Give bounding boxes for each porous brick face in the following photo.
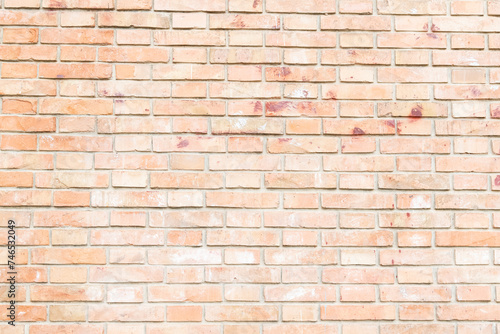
[1,0,500,332]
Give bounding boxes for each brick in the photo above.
[381,325,453,334]
[457,285,491,301]
[266,66,336,82]
[100,47,168,63]
[339,0,372,14]
[0,267,47,282]
[322,193,394,209]
[324,267,394,284]
[264,211,337,228]
[324,119,396,135]
[98,12,168,28]
[380,249,453,265]
[42,0,113,8]
[398,268,433,284]
[323,50,391,65]
[436,231,500,247]
[340,285,376,301]
[266,0,335,13]
[380,286,451,302]
[210,14,280,30]
[396,50,429,65]
[155,31,225,46]
[61,12,95,27]
[283,15,317,30]
[31,285,104,302]
[98,81,171,98]
[438,305,500,321]
[323,231,392,246]
[433,51,500,66]
[282,304,318,322]
[206,305,278,322]
[267,32,336,48]
[225,248,260,264]
[264,285,335,301]
[90,266,163,282]
[378,33,446,48]
[377,0,446,14]
[210,82,280,98]
[211,48,281,64]
[339,33,373,48]
[266,101,336,117]
[321,305,395,320]
[380,212,452,228]
[206,267,280,283]
[323,84,392,100]
[264,325,337,334]
[208,230,279,246]
[3,28,38,44]
[41,28,113,45]
[340,213,375,229]
[182,47,219,62]
[322,16,390,30]
[89,305,164,322]
[32,248,106,264]
[285,119,321,135]
[265,249,337,265]
[212,118,283,135]
[395,16,429,31]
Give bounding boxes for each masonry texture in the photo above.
[1,0,500,332]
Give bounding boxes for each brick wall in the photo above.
[1,0,500,332]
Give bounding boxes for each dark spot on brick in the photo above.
[431,23,440,31]
[392,259,394,265]
[50,0,67,8]
[406,213,410,217]
[254,101,263,115]
[470,86,481,97]
[348,50,357,56]
[252,0,260,8]
[426,33,438,40]
[265,101,291,114]
[411,107,423,118]
[302,90,309,97]
[352,127,365,135]
[177,140,189,148]
[422,22,428,30]
[278,138,292,143]
[115,99,124,103]
[281,67,292,77]
[491,106,500,118]
[56,74,64,78]
[326,91,337,100]
[385,120,395,128]
[495,175,500,186]
[232,15,246,28]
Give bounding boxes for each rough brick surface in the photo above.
[1,0,500,332]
